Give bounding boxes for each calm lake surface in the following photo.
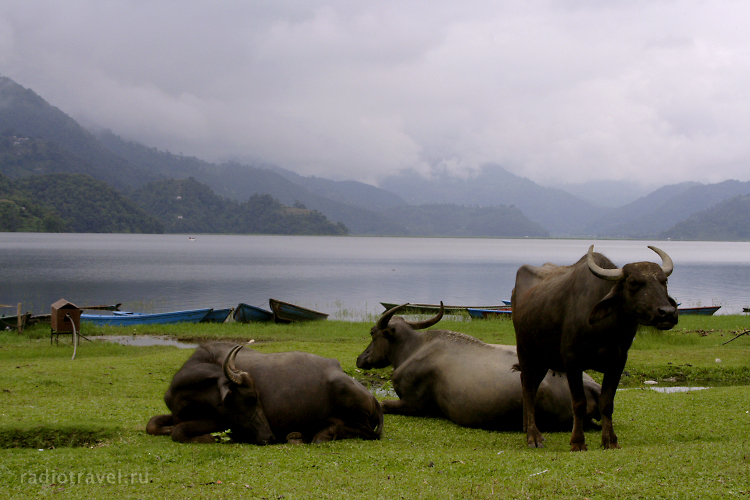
[2,233,749,320]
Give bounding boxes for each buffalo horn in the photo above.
[406,301,445,330]
[223,345,247,385]
[648,245,674,277]
[377,303,408,330]
[587,245,624,281]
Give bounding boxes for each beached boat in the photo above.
[678,305,721,316]
[233,303,274,323]
[466,308,513,319]
[81,308,213,326]
[201,308,233,323]
[0,312,32,329]
[269,299,328,323]
[380,302,511,315]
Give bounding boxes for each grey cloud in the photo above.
[2,0,750,187]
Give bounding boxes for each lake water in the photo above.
[1,233,749,320]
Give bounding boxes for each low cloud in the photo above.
[3,0,750,187]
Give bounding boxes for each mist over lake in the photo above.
[2,233,748,320]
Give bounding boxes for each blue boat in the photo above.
[678,305,721,316]
[201,308,233,323]
[81,308,213,326]
[269,299,328,323]
[233,303,274,323]
[467,308,513,320]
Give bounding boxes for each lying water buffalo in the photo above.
[513,245,677,451]
[356,303,601,431]
[147,342,383,444]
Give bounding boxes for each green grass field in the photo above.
[1,315,748,499]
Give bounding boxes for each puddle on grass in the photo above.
[91,335,198,349]
[648,386,710,393]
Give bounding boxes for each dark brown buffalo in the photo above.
[356,303,602,431]
[512,245,677,451]
[147,342,383,444]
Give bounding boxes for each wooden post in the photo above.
[17,303,22,333]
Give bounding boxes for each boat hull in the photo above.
[677,306,721,316]
[233,303,274,323]
[467,308,513,319]
[81,308,213,326]
[269,299,328,323]
[201,308,233,323]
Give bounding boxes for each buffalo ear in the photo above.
[218,377,232,404]
[588,290,619,325]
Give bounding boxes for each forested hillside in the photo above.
[0,173,164,233]
[661,194,750,241]
[129,178,349,235]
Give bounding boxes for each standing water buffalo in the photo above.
[356,303,602,431]
[147,342,383,444]
[512,245,677,451]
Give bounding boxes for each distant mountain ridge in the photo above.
[380,165,610,236]
[584,180,750,238]
[3,75,750,240]
[661,194,750,241]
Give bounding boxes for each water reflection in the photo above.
[91,335,198,349]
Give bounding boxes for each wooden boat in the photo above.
[677,305,721,316]
[0,312,32,329]
[81,308,213,326]
[269,299,328,323]
[201,308,233,323]
[233,303,274,323]
[380,302,511,315]
[467,308,513,319]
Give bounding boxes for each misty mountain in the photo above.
[382,204,549,237]
[267,165,408,212]
[97,130,408,235]
[661,194,750,241]
[380,164,607,236]
[556,180,655,208]
[584,180,750,238]
[0,76,154,188]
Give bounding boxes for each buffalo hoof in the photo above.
[570,442,588,452]
[526,430,545,448]
[602,440,621,450]
[286,432,304,445]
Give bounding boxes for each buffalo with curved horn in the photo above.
[512,245,677,451]
[148,342,383,444]
[357,302,602,431]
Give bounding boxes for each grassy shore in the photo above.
[1,315,748,499]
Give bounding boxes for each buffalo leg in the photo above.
[520,366,547,448]
[171,419,223,444]
[312,418,346,443]
[146,414,174,436]
[382,398,429,416]
[566,370,589,451]
[600,369,623,449]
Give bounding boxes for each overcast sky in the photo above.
[2,0,749,188]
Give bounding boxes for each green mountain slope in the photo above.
[661,194,750,241]
[1,173,164,233]
[97,131,408,235]
[0,77,153,188]
[584,180,750,238]
[129,177,349,235]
